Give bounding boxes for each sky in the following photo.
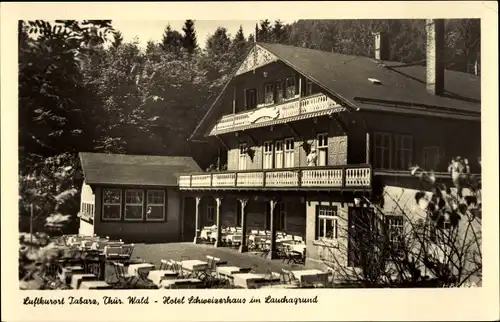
[112,20,296,49]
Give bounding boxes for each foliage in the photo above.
[181,20,198,54]
[323,157,481,287]
[161,24,183,55]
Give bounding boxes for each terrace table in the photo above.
[284,243,306,254]
[181,260,209,278]
[259,284,300,289]
[79,280,112,290]
[159,278,203,289]
[225,234,242,243]
[147,270,178,286]
[128,263,155,278]
[291,269,329,287]
[216,266,243,277]
[232,273,265,289]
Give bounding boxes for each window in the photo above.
[317,133,328,166]
[386,215,404,245]
[146,190,165,221]
[263,141,273,169]
[275,79,284,103]
[238,143,247,170]
[124,189,143,221]
[285,76,296,99]
[317,205,338,239]
[275,140,283,169]
[306,79,313,96]
[423,146,440,170]
[394,134,413,170]
[284,138,295,168]
[102,189,122,220]
[205,203,215,223]
[244,88,257,110]
[264,83,274,104]
[374,132,392,169]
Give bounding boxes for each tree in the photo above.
[257,19,272,42]
[19,20,113,233]
[322,157,481,288]
[272,20,288,44]
[182,19,198,54]
[112,30,124,48]
[206,27,231,56]
[160,24,183,54]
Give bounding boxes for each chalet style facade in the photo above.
[179,20,481,269]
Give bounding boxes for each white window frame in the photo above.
[374,132,392,170]
[146,190,166,221]
[263,141,274,169]
[124,189,144,221]
[317,133,328,166]
[238,143,247,170]
[386,215,404,244]
[394,134,413,170]
[317,205,339,240]
[423,146,440,170]
[275,140,284,169]
[102,189,122,221]
[284,138,295,168]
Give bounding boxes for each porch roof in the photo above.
[79,152,202,187]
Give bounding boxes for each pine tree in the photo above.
[182,19,198,54]
[258,19,272,42]
[232,25,246,50]
[206,27,231,56]
[112,30,124,48]
[160,24,183,54]
[272,20,288,44]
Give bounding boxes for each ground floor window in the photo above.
[101,188,166,221]
[316,205,338,240]
[386,215,404,246]
[125,189,144,221]
[146,190,166,221]
[102,189,122,220]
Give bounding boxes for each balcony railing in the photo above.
[209,93,345,135]
[178,165,371,190]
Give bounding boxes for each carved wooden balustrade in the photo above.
[209,93,346,135]
[178,165,372,190]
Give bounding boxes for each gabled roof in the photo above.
[79,152,202,187]
[190,42,481,140]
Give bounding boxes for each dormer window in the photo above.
[264,83,274,104]
[285,76,296,99]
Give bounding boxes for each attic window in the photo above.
[368,78,382,85]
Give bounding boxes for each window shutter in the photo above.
[330,136,348,165]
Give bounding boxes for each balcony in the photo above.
[178,165,372,191]
[209,93,346,135]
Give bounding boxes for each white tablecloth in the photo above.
[147,270,178,285]
[216,266,242,276]
[232,273,265,288]
[128,263,155,276]
[291,269,328,285]
[181,260,208,271]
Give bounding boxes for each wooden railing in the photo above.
[210,93,345,134]
[178,165,371,190]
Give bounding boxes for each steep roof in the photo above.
[190,42,480,139]
[79,152,202,187]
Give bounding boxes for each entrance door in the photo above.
[347,207,375,267]
[182,197,196,242]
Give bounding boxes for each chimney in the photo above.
[426,19,445,95]
[374,32,389,61]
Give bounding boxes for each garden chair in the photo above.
[159,259,171,270]
[280,269,299,285]
[104,246,123,261]
[119,244,135,261]
[108,262,135,285]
